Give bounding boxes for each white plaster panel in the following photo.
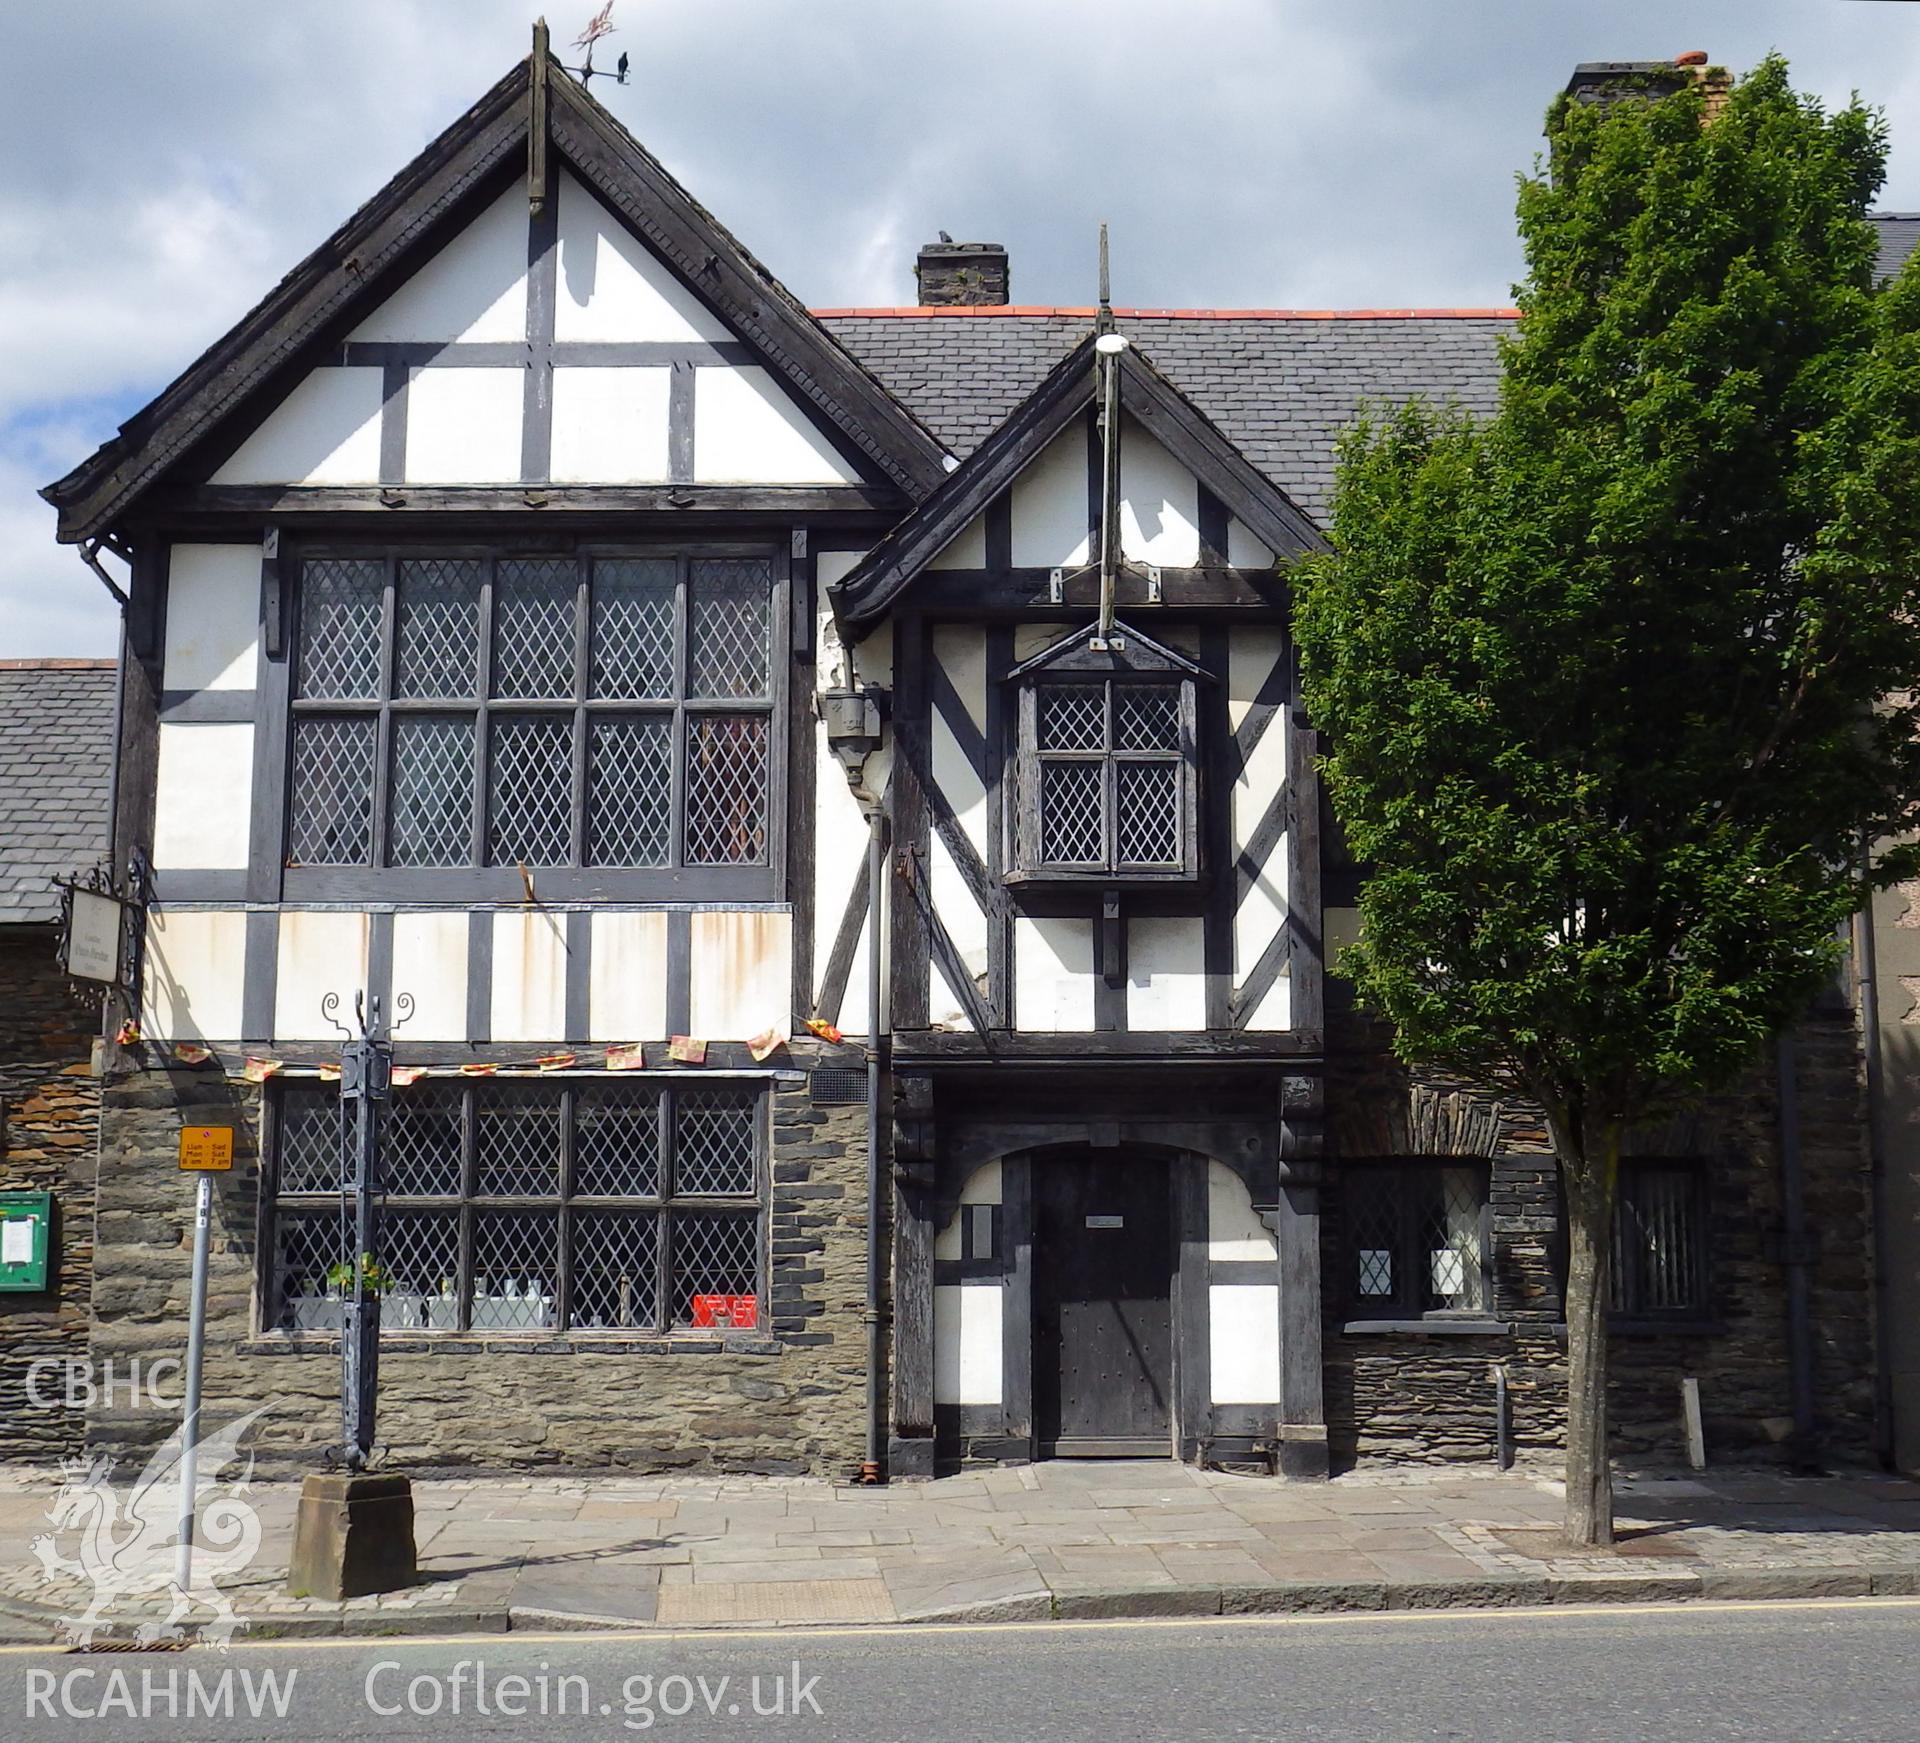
[491,909,569,1044]
[1208,1159,1278,1262]
[1119,418,1200,567]
[389,911,469,1042]
[274,910,370,1042]
[142,907,247,1043]
[930,835,988,978]
[935,1283,1004,1405]
[1326,905,1362,976]
[1227,627,1288,736]
[211,368,383,485]
[1232,630,1291,992]
[1013,916,1095,1032]
[1228,516,1275,570]
[1210,1284,1282,1404]
[934,1207,963,1263]
[1010,425,1091,568]
[851,619,893,690]
[350,185,529,343]
[555,171,730,342]
[1244,969,1291,1032]
[550,366,672,482]
[694,367,861,484]
[164,545,259,691]
[152,723,253,870]
[404,367,523,483]
[961,1159,1004,1206]
[929,633,987,862]
[812,719,876,1035]
[927,511,987,571]
[688,909,792,1040]
[590,911,670,1041]
[1126,916,1207,1031]
[815,549,869,590]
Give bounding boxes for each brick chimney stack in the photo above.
[915,239,1010,308]
[1563,50,1732,123]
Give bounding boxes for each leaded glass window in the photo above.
[1341,1162,1491,1319]
[286,551,777,890]
[266,1080,764,1337]
[1015,674,1197,880]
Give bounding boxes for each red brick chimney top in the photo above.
[1675,50,1709,67]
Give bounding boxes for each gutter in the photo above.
[863,805,887,1482]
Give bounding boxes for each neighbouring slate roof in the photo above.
[1873,214,1920,286]
[0,660,116,924]
[822,311,1513,524]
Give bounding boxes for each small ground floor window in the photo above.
[1611,1160,1709,1319]
[1340,1161,1492,1318]
[265,1078,765,1337]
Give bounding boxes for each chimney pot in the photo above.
[915,240,1009,308]
[1675,50,1709,67]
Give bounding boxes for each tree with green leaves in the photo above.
[1295,57,1920,1545]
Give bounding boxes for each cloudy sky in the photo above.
[6,1,1920,657]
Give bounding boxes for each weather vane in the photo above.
[564,2,629,86]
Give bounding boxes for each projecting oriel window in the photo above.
[265,1079,765,1338]
[1008,622,1202,884]
[283,549,781,900]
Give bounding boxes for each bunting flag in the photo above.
[605,1043,647,1072]
[391,1066,426,1087]
[458,1062,500,1077]
[114,1019,143,1047]
[171,1043,212,1067]
[746,1029,783,1063]
[317,1062,343,1083]
[242,1057,283,1084]
[535,1051,577,1072]
[803,1017,844,1044]
[668,1035,708,1065]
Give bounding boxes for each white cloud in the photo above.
[7,0,1920,654]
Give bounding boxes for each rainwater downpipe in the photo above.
[1854,840,1898,1469]
[862,801,887,1482]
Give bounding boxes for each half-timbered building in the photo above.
[42,42,1888,1477]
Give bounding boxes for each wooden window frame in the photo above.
[1610,1159,1712,1323]
[1340,1160,1494,1322]
[1009,672,1200,885]
[260,1078,768,1340]
[278,539,788,904]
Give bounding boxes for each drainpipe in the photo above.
[1776,1034,1821,1473]
[1854,840,1898,1469]
[863,806,886,1482]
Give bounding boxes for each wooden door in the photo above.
[1033,1153,1174,1455]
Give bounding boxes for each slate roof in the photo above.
[1873,214,1920,286]
[822,310,1513,524]
[0,661,116,925]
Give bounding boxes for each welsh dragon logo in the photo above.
[30,1407,267,1646]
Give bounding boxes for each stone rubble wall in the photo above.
[86,1062,874,1476]
[1322,1010,1877,1470]
[0,927,100,1463]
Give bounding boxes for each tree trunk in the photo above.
[1555,1117,1619,1548]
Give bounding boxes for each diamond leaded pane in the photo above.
[674,1090,757,1195]
[493,558,579,700]
[389,716,475,866]
[297,559,384,700]
[476,1088,561,1196]
[1115,684,1180,752]
[575,1085,661,1195]
[394,558,481,700]
[569,1210,659,1330]
[669,1210,759,1325]
[1116,761,1181,865]
[685,715,768,865]
[287,716,376,866]
[378,1210,462,1332]
[489,714,574,866]
[273,1207,350,1332]
[587,716,672,867]
[1348,1169,1402,1303]
[1040,760,1104,864]
[385,1088,464,1196]
[1038,684,1105,752]
[592,559,676,700]
[277,1087,346,1192]
[470,1209,559,1330]
[688,559,770,699]
[1422,1166,1487,1311]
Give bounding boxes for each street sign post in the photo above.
[173,1125,230,1591]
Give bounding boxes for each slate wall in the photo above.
[1322,1010,1877,1470]
[86,1060,873,1475]
[0,926,99,1463]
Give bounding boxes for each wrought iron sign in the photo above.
[54,850,148,1006]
